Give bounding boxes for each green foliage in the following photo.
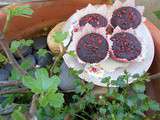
[0,53,8,65]
[0,116,4,120]
[22,68,64,108]
[36,49,48,57]
[10,39,33,53]
[53,65,61,74]
[53,31,68,43]
[154,10,160,19]
[10,58,33,80]
[65,70,160,120]
[148,100,160,111]
[4,5,33,18]
[11,107,26,120]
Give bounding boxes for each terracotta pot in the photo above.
[0,0,160,103]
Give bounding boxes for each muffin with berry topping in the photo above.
[111,6,142,30]
[76,33,109,63]
[110,32,142,62]
[79,13,108,28]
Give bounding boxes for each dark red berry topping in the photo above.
[76,33,109,63]
[79,13,108,28]
[110,32,142,62]
[111,7,141,30]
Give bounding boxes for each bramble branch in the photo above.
[0,88,29,95]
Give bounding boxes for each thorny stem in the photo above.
[0,88,29,95]
[50,32,73,76]
[29,94,38,120]
[111,113,116,120]
[0,11,28,75]
[2,14,11,35]
[0,34,27,75]
[17,49,24,60]
[0,80,21,87]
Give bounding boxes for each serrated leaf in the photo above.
[101,76,111,84]
[132,82,145,93]
[53,31,68,43]
[116,94,124,102]
[37,49,48,57]
[0,53,7,64]
[137,94,147,100]
[154,10,160,19]
[23,68,61,93]
[39,92,64,108]
[10,58,33,80]
[23,39,33,46]
[134,110,145,117]
[11,107,26,120]
[53,66,61,74]
[10,40,21,53]
[99,108,106,114]
[5,5,33,17]
[48,93,64,108]
[10,39,33,53]
[39,94,49,107]
[148,100,160,111]
[22,75,42,93]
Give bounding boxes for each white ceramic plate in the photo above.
[63,13,155,87]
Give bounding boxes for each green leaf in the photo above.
[10,40,21,53]
[22,75,42,93]
[99,108,106,114]
[10,39,33,53]
[23,39,33,46]
[134,110,145,117]
[23,68,61,93]
[154,10,160,19]
[37,49,48,57]
[132,82,145,93]
[0,53,7,64]
[53,65,61,74]
[53,31,68,43]
[137,94,147,100]
[148,100,160,111]
[67,51,76,57]
[39,94,49,107]
[10,58,33,80]
[48,93,64,108]
[11,107,26,120]
[5,5,33,17]
[126,96,138,107]
[116,94,125,102]
[0,116,4,120]
[39,92,64,108]
[111,78,126,87]
[101,76,111,84]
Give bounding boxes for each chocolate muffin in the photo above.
[76,33,109,63]
[79,13,108,28]
[111,7,141,30]
[110,32,142,62]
